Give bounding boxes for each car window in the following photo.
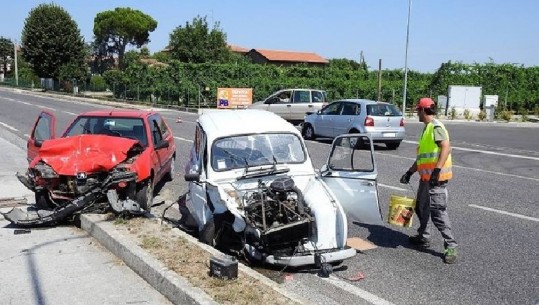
[64,116,147,146]
[312,91,326,103]
[293,90,311,104]
[340,103,359,116]
[34,116,51,141]
[367,104,402,116]
[156,114,170,138]
[211,133,306,171]
[150,119,163,146]
[321,102,341,115]
[329,136,374,172]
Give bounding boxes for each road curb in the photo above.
[80,214,218,305]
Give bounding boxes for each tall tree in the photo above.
[93,7,157,69]
[168,15,232,63]
[21,4,86,80]
[0,37,14,76]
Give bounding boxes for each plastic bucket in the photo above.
[387,195,416,227]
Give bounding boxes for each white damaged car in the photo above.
[183,109,382,266]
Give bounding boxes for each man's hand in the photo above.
[400,171,413,184]
[429,168,441,187]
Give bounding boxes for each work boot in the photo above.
[443,248,457,264]
[408,235,430,248]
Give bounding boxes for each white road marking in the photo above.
[16,100,32,106]
[378,183,407,192]
[62,111,77,116]
[0,121,19,132]
[322,276,396,305]
[469,204,539,222]
[37,105,55,111]
[404,140,539,161]
[24,134,30,138]
[174,136,193,143]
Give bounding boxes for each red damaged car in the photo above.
[4,110,176,226]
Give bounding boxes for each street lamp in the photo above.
[402,0,412,115]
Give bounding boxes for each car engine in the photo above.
[243,177,313,255]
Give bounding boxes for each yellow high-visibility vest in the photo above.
[417,120,453,182]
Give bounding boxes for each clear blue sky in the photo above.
[2,1,538,72]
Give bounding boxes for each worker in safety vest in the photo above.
[400,97,458,264]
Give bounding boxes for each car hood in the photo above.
[30,135,142,175]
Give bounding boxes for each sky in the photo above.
[1,1,538,73]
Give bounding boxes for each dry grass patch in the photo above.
[115,217,299,305]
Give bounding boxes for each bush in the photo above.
[478,111,486,121]
[450,107,457,120]
[463,109,472,120]
[500,110,513,121]
[89,75,107,91]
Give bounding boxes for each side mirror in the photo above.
[184,173,200,182]
[155,140,169,150]
[317,110,321,115]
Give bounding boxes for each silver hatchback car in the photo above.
[302,99,405,149]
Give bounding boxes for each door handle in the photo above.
[287,105,292,107]
[308,105,313,107]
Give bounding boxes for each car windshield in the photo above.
[366,104,402,116]
[64,116,148,146]
[211,133,306,171]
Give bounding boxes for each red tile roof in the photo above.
[252,49,329,64]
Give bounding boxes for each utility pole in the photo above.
[13,39,19,86]
[402,0,412,115]
[377,59,382,101]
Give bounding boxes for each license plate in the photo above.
[383,133,396,138]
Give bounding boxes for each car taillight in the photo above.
[400,118,404,126]
[365,116,374,126]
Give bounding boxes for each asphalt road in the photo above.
[0,88,538,305]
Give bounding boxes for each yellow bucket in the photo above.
[387,195,416,227]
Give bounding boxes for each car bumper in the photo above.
[365,129,406,142]
[265,247,356,267]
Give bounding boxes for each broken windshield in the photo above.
[211,133,306,171]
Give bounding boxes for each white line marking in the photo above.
[469,204,539,222]
[322,276,396,305]
[174,136,193,143]
[37,105,55,111]
[404,140,539,161]
[17,100,32,106]
[378,183,407,192]
[24,134,30,138]
[0,121,19,132]
[62,111,77,116]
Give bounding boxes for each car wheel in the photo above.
[199,218,216,246]
[165,156,176,181]
[302,124,316,140]
[135,179,153,210]
[386,142,401,150]
[35,191,53,209]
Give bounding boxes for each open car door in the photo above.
[27,111,56,162]
[320,134,383,225]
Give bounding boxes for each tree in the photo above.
[0,37,14,76]
[168,15,232,64]
[21,4,86,80]
[93,7,157,69]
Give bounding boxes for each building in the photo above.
[245,48,329,67]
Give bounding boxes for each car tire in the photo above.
[302,124,316,140]
[199,218,216,247]
[35,191,53,209]
[135,179,153,211]
[386,142,401,150]
[165,156,175,181]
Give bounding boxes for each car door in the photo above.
[332,102,359,137]
[148,114,167,181]
[156,113,176,163]
[27,111,56,162]
[289,89,312,121]
[319,134,383,224]
[185,125,211,229]
[313,102,342,138]
[266,90,292,120]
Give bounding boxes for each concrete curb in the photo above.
[80,213,311,305]
[80,214,218,305]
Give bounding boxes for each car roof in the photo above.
[199,109,301,140]
[336,99,379,105]
[79,109,156,118]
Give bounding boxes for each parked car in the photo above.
[302,99,405,149]
[248,89,328,124]
[4,110,176,226]
[183,109,382,267]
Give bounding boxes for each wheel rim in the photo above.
[305,126,313,138]
[169,157,175,178]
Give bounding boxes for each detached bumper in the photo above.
[265,247,356,267]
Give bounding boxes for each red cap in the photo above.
[416,97,435,110]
